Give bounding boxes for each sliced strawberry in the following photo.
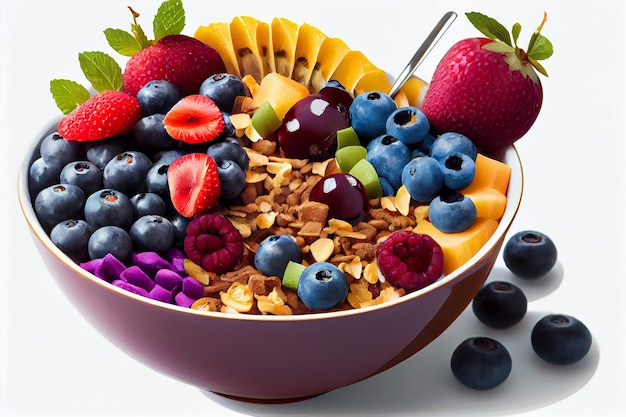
[163,95,225,144]
[58,90,142,141]
[167,153,221,218]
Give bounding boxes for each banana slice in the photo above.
[230,16,264,83]
[194,22,241,78]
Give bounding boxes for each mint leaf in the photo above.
[78,51,123,92]
[50,79,91,114]
[466,12,512,46]
[153,0,185,41]
[104,28,142,57]
[528,33,553,61]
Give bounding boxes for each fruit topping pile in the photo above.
[29,0,553,315]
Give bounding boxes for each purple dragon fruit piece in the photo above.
[120,265,156,292]
[112,279,150,298]
[154,269,183,292]
[131,251,175,278]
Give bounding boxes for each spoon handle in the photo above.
[388,11,457,98]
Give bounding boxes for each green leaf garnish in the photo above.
[78,51,124,92]
[467,11,553,79]
[466,12,511,46]
[50,79,91,114]
[153,0,185,41]
[104,28,142,57]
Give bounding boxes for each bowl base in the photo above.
[208,390,326,404]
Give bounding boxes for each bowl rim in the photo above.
[18,117,524,323]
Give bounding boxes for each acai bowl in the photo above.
[17,1,529,402]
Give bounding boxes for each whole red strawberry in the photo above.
[58,90,142,141]
[421,12,552,151]
[123,34,226,97]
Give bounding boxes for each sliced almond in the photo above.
[256,211,277,229]
[309,237,335,262]
[245,148,269,167]
[229,113,251,137]
[328,218,353,232]
[380,196,397,212]
[183,258,216,285]
[394,185,411,216]
[363,261,380,284]
[246,171,268,184]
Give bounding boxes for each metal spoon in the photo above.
[388,11,457,98]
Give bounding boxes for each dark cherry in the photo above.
[308,173,368,220]
[277,93,350,161]
[318,85,354,110]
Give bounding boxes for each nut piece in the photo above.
[183,258,216,285]
[220,282,254,313]
[309,238,335,262]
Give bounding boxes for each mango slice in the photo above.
[355,70,392,96]
[309,37,351,92]
[292,23,327,87]
[256,20,276,76]
[230,16,264,83]
[396,76,429,108]
[462,153,511,195]
[330,51,380,94]
[194,22,241,78]
[414,218,499,275]
[271,17,299,78]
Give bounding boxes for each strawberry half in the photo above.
[123,34,226,97]
[163,95,225,144]
[58,90,142,141]
[421,12,552,151]
[167,153,221,218]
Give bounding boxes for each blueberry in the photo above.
[50,219,94,263]
[85,137,126,170]
[103,151,152,196]
[416,132,436,155]
[430,132,477,162]
[503,230,558,279]
[153,149,187,165]
[472,281,527,329]
[88,225,133,262]
[428,191,477,233]
[136,79,182,115]
[60,160,103,196]
[130,192,167,218]
[439,153,476,190]
[145,160,171,199]
[531,314,592,365]
[378,176,395,197]
[365,134,411,191]
[130,215,175,252]
[84,189,134,230]
[169,213,192,247]
[297,262,348,311]
[206,136,249,172]
[28,157,63,198]
[401,156,444,203]
[385,106,430,146]
[219,113,237,139]
[254,234,302,279]
[34,184,85,231]
[199,73,247,113]
[450,337,512,390]
[216,159,246,201]
[349,91,397,143]
[39,132,84,166]
[131,114,175,152]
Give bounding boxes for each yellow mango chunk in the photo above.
[465,187,507,220]
[308,37,351,92]
[292,23,327,87]
[250,72,310,119]
[271,17,299,77]
[414,218,498,275]
[194,22,241,78]
[230,16,264,83]
[396,76,429,108]
[462,153,511,195]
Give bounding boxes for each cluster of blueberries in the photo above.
[29,75,252,264]
[348,92,479,233]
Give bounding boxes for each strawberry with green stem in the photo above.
[421,12,553,152]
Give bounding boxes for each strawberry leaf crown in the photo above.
[466,11,553,81]
[51,0,184,114]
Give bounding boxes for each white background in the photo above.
[2,0,625,416]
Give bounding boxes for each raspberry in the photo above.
[376,230,444,292]
[184,214,244,274]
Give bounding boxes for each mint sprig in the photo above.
[466,11,553,78]
[50,0,186,113]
